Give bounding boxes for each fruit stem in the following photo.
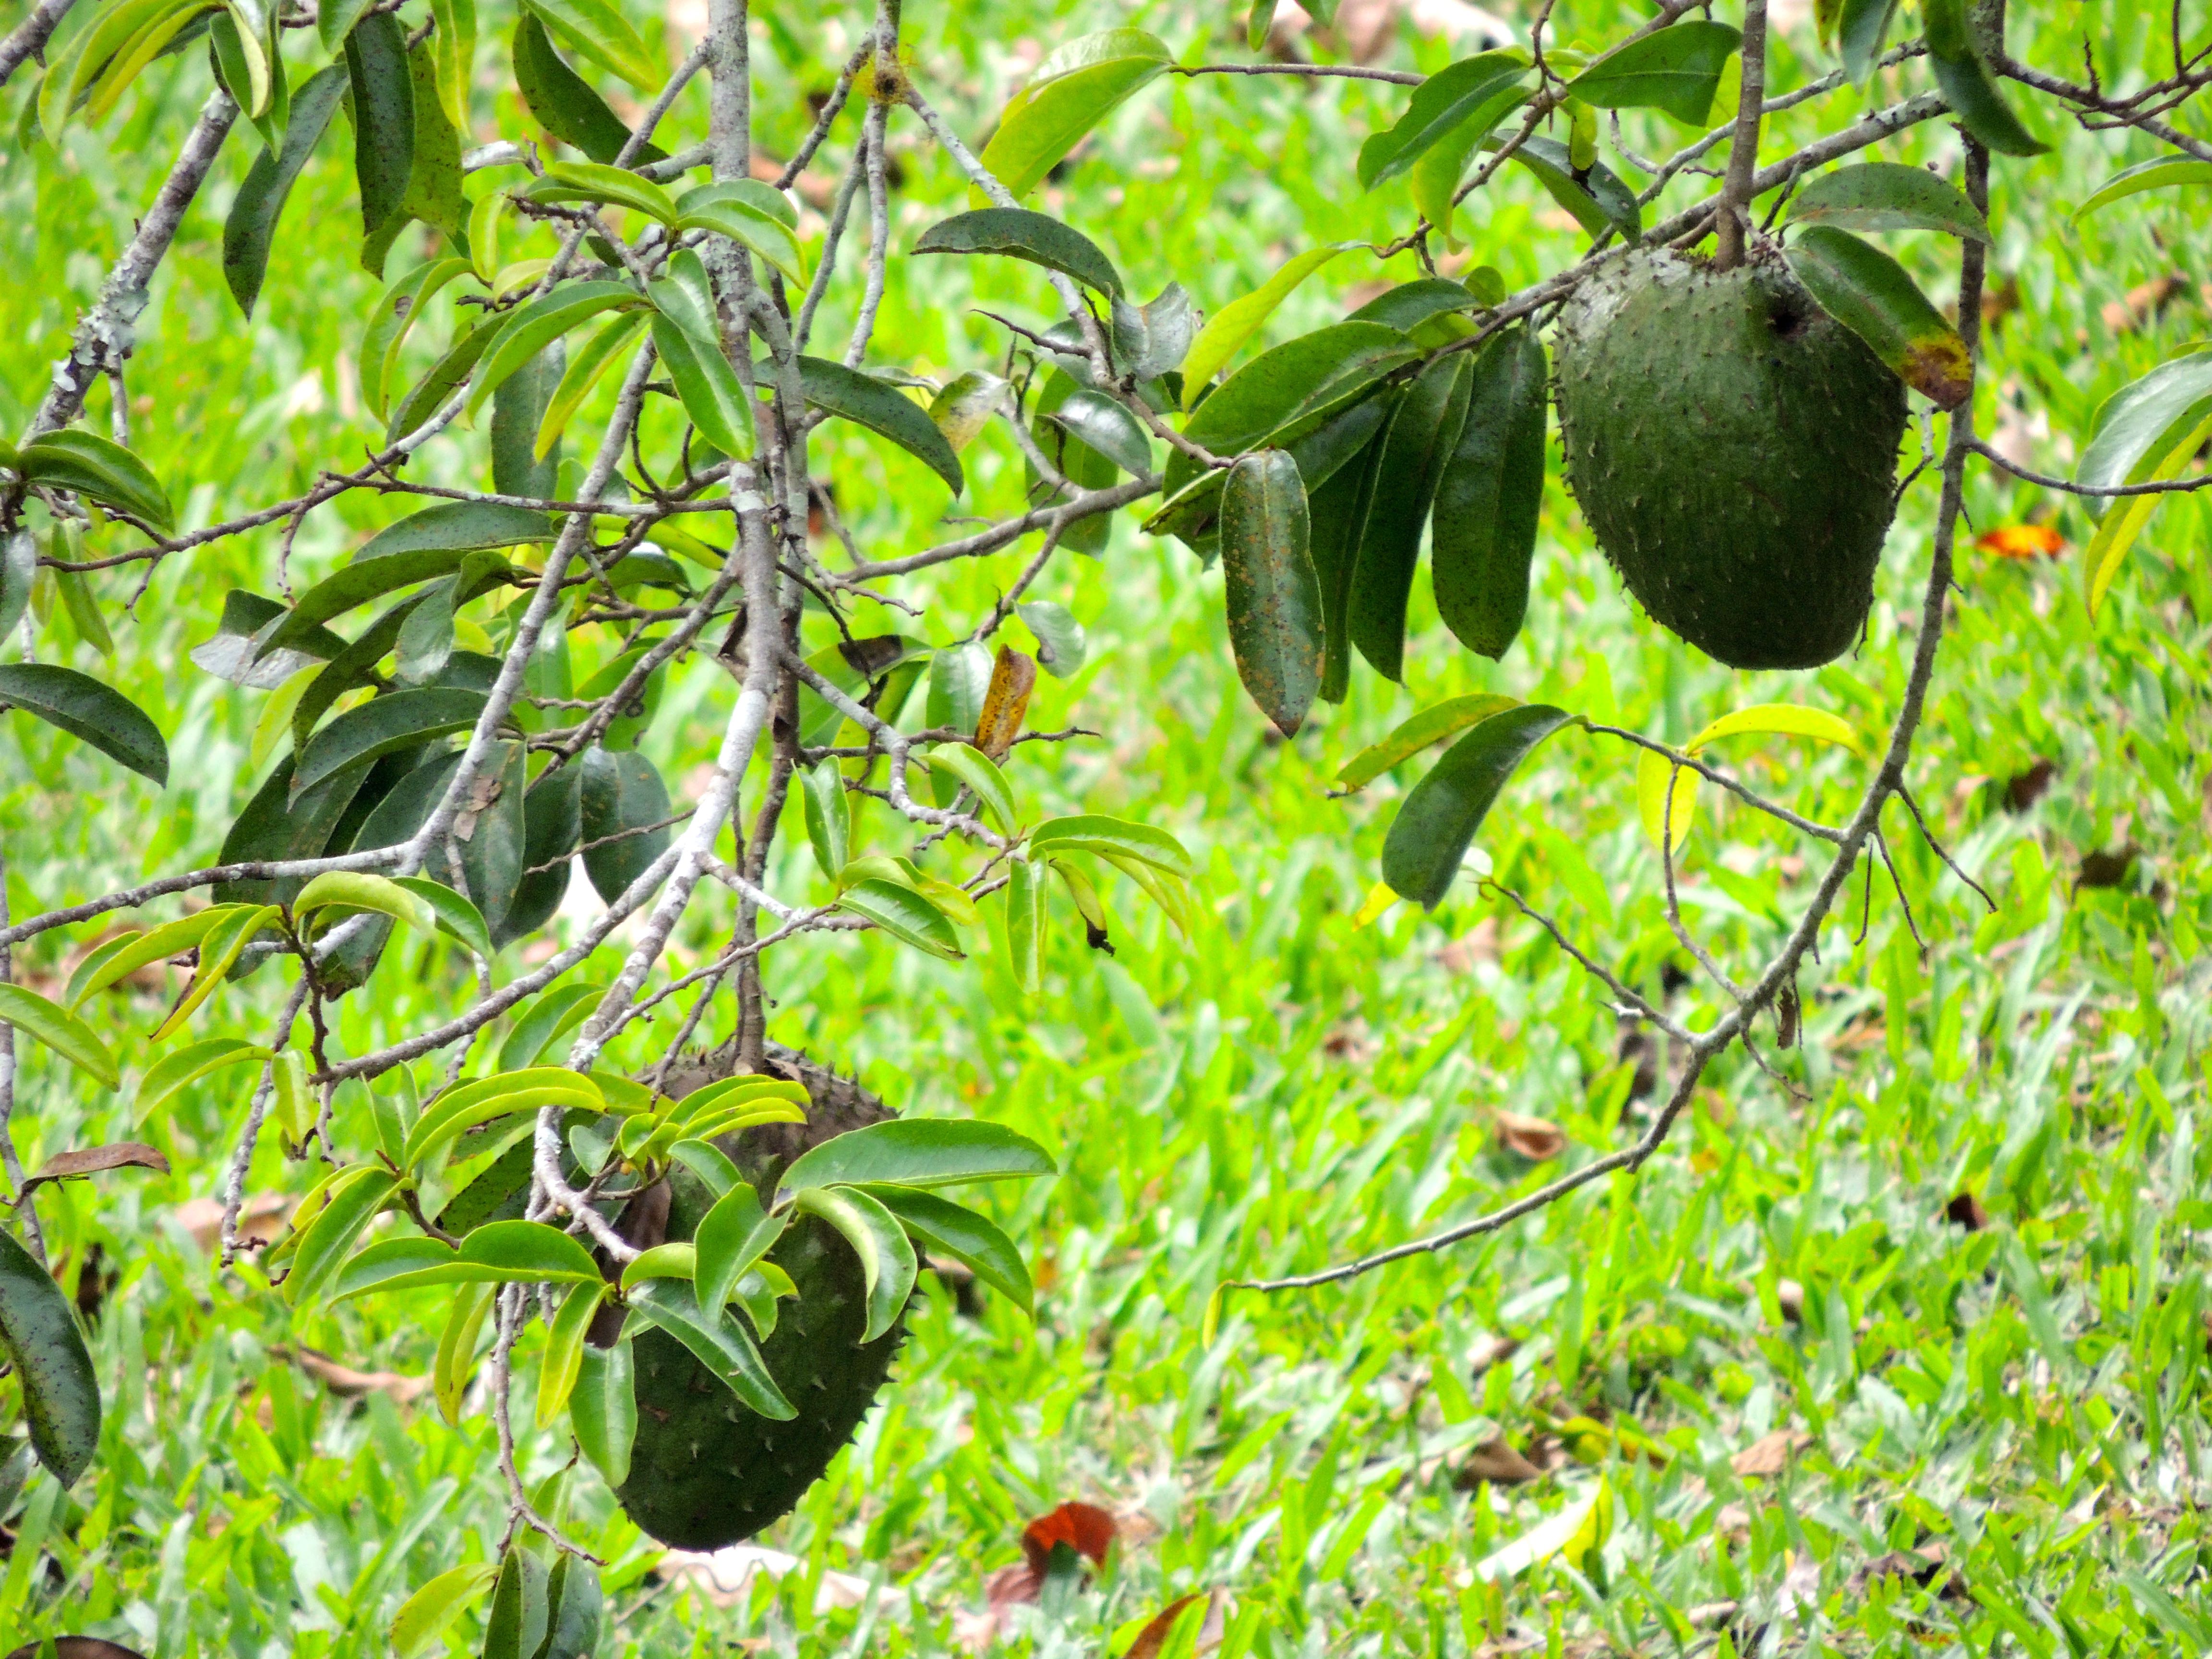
[1713,0,1769,270]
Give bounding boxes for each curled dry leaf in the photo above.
[273,1344,432,1406]
[973,647,1037,761]
[20,1141,171,1197]
[1493,1110,1566,1162]
[1729,1429,1812,1478]
[1454,1436,1542,1488]
[1122,1588,1227,1659]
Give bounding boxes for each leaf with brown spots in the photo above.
[973,647,1037,761]
[20,1141,169,1197]
[1786,226,1972,409]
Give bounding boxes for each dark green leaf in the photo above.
[777,1118,1057,1201]
[189,589,344,688]
[1787,161,1991,241]
[512,11,666,164]
[624,1281,796,1419]
[1922,0,2046,156]
[1348,353,1471,682]
[1381,704,1573,908]
[1356,51,1531,190]
[1301,395,1395,703]
[319,0,374,51]
[2074,155,2212,221]
[837,878,964,960]
[1836,0,1896,84]
[1503,135,1641,243]
[794,1185,914,1343]
[492,339,566,499]
[345,12,414,239]
[800,355,963,494]
[482,1547,550,1659]
[497,764,582,947]
[572,639,665,750]
[1335,693,1523,791]
[457,740,529,936]
[1786,225,1972,409]
[1029,368,1116,554]
[652,314,757,460]
[912,206,1125,297]
[578,745,671,903]
[534,1552,602,1659]
[361,33,468,275]
[292,687,487,801]
[1045,389,1152,478]
[0,664,168,784]
[1346,279,1479,332]
[215,755,381,908]
[221,64,346,316]
[1431,325,1546,659]
[388,312,506,444]
[1564,21,1740,123]
[0,1226,101,1486]
[860,1184,1034,1315]
[519,0,660,92]
[472,283,643,421]
[14,430,173,533]
[1220,450,1321,737]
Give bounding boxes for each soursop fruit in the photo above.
[612,1041,906,1550]
[1553,244,1907,669]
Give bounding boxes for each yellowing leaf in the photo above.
[1351,881,1400,929]
[1181,244,1358,409]
[1635,748,1699,856]
[1685,702,1860,757]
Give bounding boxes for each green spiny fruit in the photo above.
[613,1043,904,1551]
[1553,244,1907,670]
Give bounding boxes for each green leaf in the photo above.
[1381,704,1573,908]
[1502,135,1641,243]
[403,1067,605,1168]
[1299,393,1396,703]
[624,1280,796,1419]
[838,877,964,960]
[433,1281,493,1423]
[860,1184,1034,1316]
[1027,814,1194,878]
[1409,78,1532,242]
[149,904,279,1043]
[13,429,174,534]
[346,12,415,239]
[219,63,346,316]
[491,337,565,499]
[777,1118,1056,1202]
[457,739,529,939]
[53,565,112,661]
[1835,0,1896,84]
[65,910,230,1008]
[512,11,665,165]
[1334,693,1521,792]
[927,744,1018,834]
[578,745,673,903]
[291,687,488,801]
[1785,225,1972,409]
[675,191,809,289]
[1347,280,1479,334]
[793,1185,915,1343]
[913,206,1124,297]
[365,501,556,565]
[0,664,168,785]
[526,157,679,224]
[1356,51,1531,191]
[2076,350,2212,617]
[502,761,580,939]
[2074,155,2212,221]
[538,1551,603,1659]
[1000,857,1046,992]
[1922,0,2046,156]
[0,983,119,1089]
[1348,352,1471,682]
[1044,388,1153,478]
[1787,161,1992,241]
[41,0,204,139]
[1017,600,1087,678]
[281,1166,401,1306]
[651,313,757,460]
[620,1241,696,1290]
[0,531,36,645]
[1028,368,1118,555]
[799,760,850,881]
[1564,20,1740,123]
[0,1227,101,1487]
[469,282,642,420]
[1431,324,1547,659]
[499,983,606,1071]
[1181,245,1355,406]
[1220,450,1322,738]
[319,0,373,50]
[391,1563,501,1658]
[694,1182,788,1318]
[292,870,439,938]
[534,309,649,461]
[799,355,963,494]
[570,1341,636,1485]
[520,0,660,90]
[482,1546,550,1659]
[426,0,473,128]
[1688,702,1860,756]
[338,1218,603,1299]
[133,1036,271,1125]
[977,29,1172,200]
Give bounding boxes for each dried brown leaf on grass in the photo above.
[1454,1437,1543,1488]
[273,1345,432,1406]
[1730,1430,1813,1478]
[1494,1111,1566,1161]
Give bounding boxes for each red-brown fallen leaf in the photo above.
[21,1142,170,1197]
[1978,524,2066,560]
[1494,1110,1566,1161]
[1122,1589,1227,1659]
[1731,1429,1813,1478]
[1020,1501,1116,1579]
